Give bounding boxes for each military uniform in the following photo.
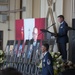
[57,21,68,60]
[42,51,54,75]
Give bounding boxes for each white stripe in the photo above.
[24,18,35,41]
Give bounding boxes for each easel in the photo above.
[46,0,57,33]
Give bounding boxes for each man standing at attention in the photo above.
[41,43,54,75]
[57,15,68,61]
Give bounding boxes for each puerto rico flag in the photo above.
[15,18,47,41]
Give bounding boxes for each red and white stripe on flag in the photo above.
[15,19,24,40]
[15,18,46,40]
[24,19,35,40]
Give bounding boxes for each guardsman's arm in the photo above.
[46,57,54,75]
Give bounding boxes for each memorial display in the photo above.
[17,40,24,57]
[5,40,14,55]
[14,40,19,55]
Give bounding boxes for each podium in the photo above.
[41,29,57,52]
[69,19,75,63]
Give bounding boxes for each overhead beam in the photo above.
[0,7,26,14]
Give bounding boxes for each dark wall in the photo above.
[0,31,3,50]
[69,19,75,63]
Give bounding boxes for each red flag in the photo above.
[15,18,46,40]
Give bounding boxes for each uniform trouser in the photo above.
[58,43,67,61]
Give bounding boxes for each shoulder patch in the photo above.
[47,59,51,65]
[60,26,63,28]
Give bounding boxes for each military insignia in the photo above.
[60,26,63,28]
[47,59,51,65]
[43,59,45,62]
